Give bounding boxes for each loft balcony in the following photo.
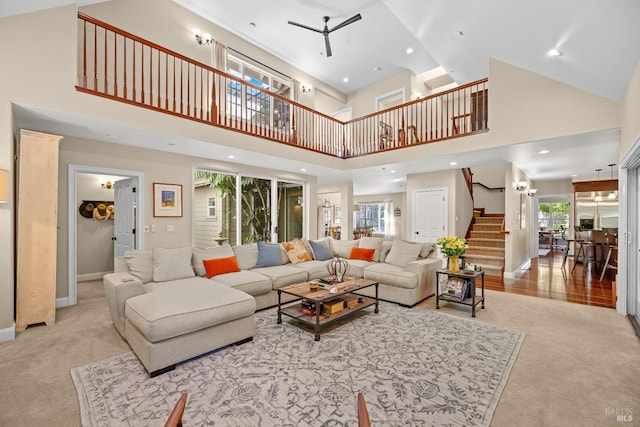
[76,13,488,158]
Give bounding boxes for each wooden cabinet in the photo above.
[16,130,62,332]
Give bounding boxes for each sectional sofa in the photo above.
[103,237,441,375]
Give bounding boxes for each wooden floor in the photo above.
[483,251,616,309]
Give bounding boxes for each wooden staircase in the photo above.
[465,215,505,277]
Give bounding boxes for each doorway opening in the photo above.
[66,165,144,307]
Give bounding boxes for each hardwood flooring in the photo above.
[483,251,616,309]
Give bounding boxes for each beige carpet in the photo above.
[0,280,638,426]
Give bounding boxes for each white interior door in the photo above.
[413,188,447,242]
[114,177,137,256]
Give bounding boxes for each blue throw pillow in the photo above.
[255,241,283,268]
[309,240,333,261]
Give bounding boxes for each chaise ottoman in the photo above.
[124,279,256,376]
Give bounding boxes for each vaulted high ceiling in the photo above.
[173,0,640,100]
[2,0,636,194]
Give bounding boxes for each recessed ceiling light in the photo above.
[570,174,578,177]
[249,22,256,28]
[390,170,396,174]
[106,133,120,139]
[373,66,382,72]
[168,142,175,147]
[539,150,550,154]
[406,47,414,54]
[227,155,235,159]
[457,30,464,36]
[300,168,307,172]
[547,48,562,57]
[450,161,458,166]
[343,77,349,83]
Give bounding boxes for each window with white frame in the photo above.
[226,56,292,133]
[207,197,217,218]
[355,202,393,236]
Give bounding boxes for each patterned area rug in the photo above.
[71,303,524,426]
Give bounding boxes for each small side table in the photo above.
[435,269,485,317]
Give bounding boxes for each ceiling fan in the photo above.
[287,14,362,57]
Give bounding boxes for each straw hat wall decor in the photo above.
[78,201,115,221]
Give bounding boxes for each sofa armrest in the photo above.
[103,272,146,337]
[406,258,442,296]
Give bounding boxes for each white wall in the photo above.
[57,136,316,299]
[504,163,533,276]
[472,164,506,213]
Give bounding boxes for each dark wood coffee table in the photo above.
[277,277,379,341]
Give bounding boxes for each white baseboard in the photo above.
[0,323,16,342]
[503,258,531,280]
[56,297,70,308]
[77,271,112,282]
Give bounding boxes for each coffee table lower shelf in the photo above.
[278,294,377,341]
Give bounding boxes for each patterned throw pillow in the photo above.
[282,240,312,264]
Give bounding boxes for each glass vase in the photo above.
[448,255,460,273]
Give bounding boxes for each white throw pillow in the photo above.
[124,250,153,283]
[359,236,384,262]
[152,247,196,282]
[192,245,235,277]
[385,239,422,268]
[330,238,360,258]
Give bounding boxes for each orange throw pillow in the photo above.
[349,247,375,262]
[203,256,241,278]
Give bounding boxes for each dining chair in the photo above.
[165,393,188,427]
[600,233,618,281]
[357,392,371,427]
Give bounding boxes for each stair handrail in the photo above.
[500,217,510,234]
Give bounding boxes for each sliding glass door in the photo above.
[194,170,304,247]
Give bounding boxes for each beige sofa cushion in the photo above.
[364,263,418,289]
[420,242,436,258]
[345,259,372,277]
[359,237,384,262]
[152,247,195,282]
[125,279,255,343]
[124,250,153,283]
[210,270,272,296]
[330,238,360,258]
[385,239,422,268]
[192,245,235,277]
[233,243,259,270]
[289,260,329,280]
[251,265,308,289]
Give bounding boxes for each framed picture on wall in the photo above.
[153,182,183,217]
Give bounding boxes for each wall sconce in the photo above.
[514,181,527,192]
[0,169,8,203]
[193,29,213,46]
[101,181,114,190]
[301,84,313,93]
[394,207,401,217]
[527,188,537,197]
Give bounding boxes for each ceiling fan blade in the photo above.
[329,13,362,33]
[324,33,332,57]
[287,21,323,33]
